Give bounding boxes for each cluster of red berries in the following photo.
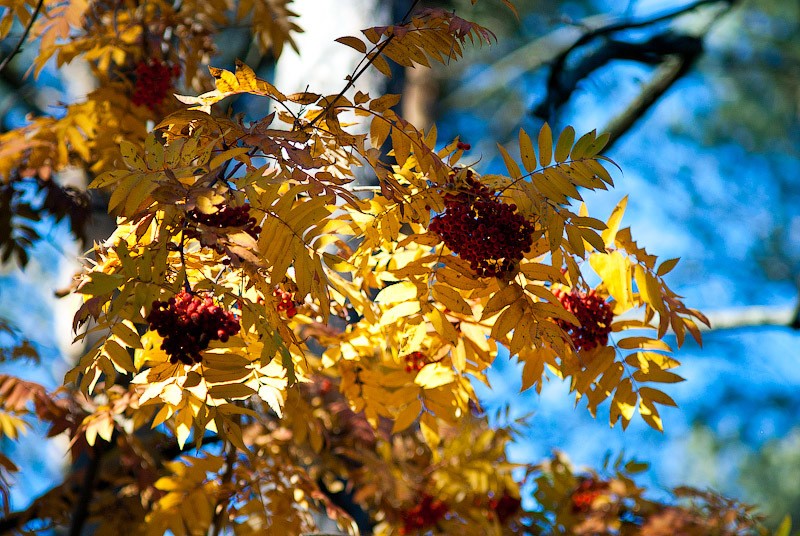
[187,202,261,239]
[146,290,240,365]
[131,60,180,110]
[570,478,609,513]
[456,141,471,151]
[553,288,614,352]
[429,172,535,277]
[402,351,427,373]
[399,494,448,535]
[273,288,297,318]
[487,491,522,523]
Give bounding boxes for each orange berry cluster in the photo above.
[402,351,427,373]
[553,289,614,351]
[146,291,240,365]
[429,172,535,277]
[131,60,180,110]
[187,202,261,239]
[399,494,448,535]
[273,288,297,318]
[570,478,609,513]
[487,491,522,523]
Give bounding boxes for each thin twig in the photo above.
[0,0,45,74]
[308,0,422,129]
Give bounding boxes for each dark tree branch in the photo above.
[600,54,695,153]
[535,0,737,123]
[0,0,45,74]
[554,0,731,64]
[67,443,108,536]
[533,32,703,119]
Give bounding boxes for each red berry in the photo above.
[570,478,609,513]
[429,176,534,278]
[400,493,448,533]
[146,290,240,365]
[131,59,180,110]
[553,289,614,351]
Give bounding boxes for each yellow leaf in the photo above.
[375,281,418,304]
[519,262,566,283]
[518,128,537,173]
[616,337,671,352]
[208,383,255,400]
[632,369,684,383]
[639,397,663,431]
[79,272,125,296]
[497,143,522,180]
[611,378,637,428]
[482,283,524,320]
[634,264,666,314]
[601,196,628,247]
[120,140,146,171]
[538,123,552,167]
[589,251,631,311]
[380,301,420,326]
[570,129,597,160]
[392,398,422,433]
[657,257,680,276]
[509,313,532,356]
[542,168,581,200]
[431,283,472,316]
[638,386,677,407]
[427,308,459,345]
[104,339,135,373]
[370,117,391,149]
[554,125,575,163]
[335,35,367,53]
[175,409,193,450]
[491,300,525,341]
[414,363,455,389]
[419,412,439,448]
[209,147,250,170]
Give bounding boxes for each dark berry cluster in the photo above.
[131,60,180,110]
[187,202,261,239]
[456,141,471,151]
[553,289,614,352]
[273,288,297,318]
[429,172,535,277]
[399,494,448,535]
[570,478,609,513]
[487,491,522,523]
[146,290,241,365]
[402,351,427,373]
